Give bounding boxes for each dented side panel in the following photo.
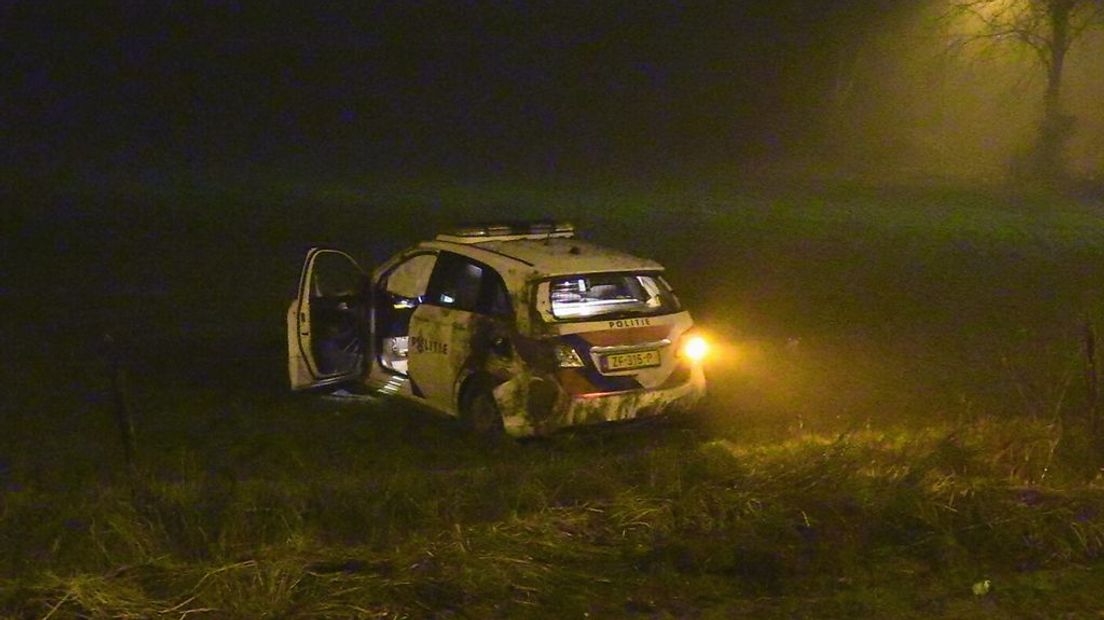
[493,311,706,436]
[494,363,705,437]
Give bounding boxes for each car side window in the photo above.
[425,252,512,317]
[385,253,437,299]
[477,269,512,318]
[311,251,363,298]
[426,252,484,311]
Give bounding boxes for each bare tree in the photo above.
[947,0,1104,179]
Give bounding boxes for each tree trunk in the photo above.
[1034,0,1076,179]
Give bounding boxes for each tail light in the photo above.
[554,342,586,368]
[678,330,709,363]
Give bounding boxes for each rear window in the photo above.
[547,273,681,321]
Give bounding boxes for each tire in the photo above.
[462,378,505,436]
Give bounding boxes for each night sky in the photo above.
[2,1,898,190]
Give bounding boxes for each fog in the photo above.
[2,1,1102,191]
[810,1,1104,180]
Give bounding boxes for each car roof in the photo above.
[421,237,664,284]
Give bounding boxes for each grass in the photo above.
[3,174,1104,616]
[4,412,1104,616]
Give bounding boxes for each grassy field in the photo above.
[3,176,1104,617]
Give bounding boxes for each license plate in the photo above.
[601,350,661,371]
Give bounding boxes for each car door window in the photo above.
[311,251,363,298]
[425,252,513,318]
[386,253,437,299]
[477,269,512,318]
[426,252,484,312]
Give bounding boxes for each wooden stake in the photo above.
[1084,320,1101,469]
[103,334,136,472]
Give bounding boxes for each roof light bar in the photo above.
[436,220,575,244]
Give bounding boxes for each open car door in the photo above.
[287,248,368,390]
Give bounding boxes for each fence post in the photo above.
[1084,320,1101,472]
[103,333,137,473]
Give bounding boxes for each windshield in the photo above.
[547,273,681,321]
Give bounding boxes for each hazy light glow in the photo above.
[810,0,1104,177]
[682,335,710,363]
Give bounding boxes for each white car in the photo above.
[287,221,708,436]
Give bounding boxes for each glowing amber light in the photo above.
[682,335,709,363]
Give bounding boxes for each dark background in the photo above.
[3,0,944,193]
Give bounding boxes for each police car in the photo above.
[286,221,708,436]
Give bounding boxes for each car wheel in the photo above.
[463,379,505,436]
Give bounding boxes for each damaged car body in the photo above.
[287,222,708,436]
